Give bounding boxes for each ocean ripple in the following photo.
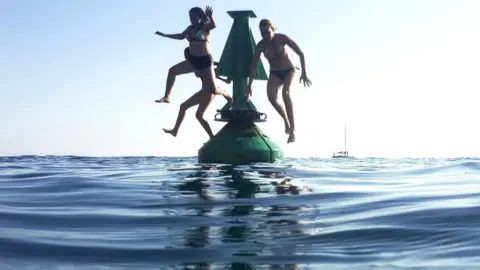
[0,156,479,269]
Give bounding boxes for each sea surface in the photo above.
[1,156,480,270]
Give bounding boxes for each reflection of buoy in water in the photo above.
[198,10,283,165]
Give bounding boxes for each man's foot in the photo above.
[155,96,170,103]
[287,132,295,143]
[163,128,177,137]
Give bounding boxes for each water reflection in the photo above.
[170,164,307,269]
[259,170,305,270]
[219,166,258,270]
[174,165,214,270]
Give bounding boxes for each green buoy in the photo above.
[197,10,284,165]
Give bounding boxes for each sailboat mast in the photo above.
[344,124,347,153]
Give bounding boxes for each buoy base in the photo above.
[198,122,283,165]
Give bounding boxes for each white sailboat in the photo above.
[332,124,353,158]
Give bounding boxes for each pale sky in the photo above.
[1,0,479,158]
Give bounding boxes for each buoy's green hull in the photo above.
[198,122,283,165]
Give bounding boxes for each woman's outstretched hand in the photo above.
[299,72,312,87]
[155,31,165,37]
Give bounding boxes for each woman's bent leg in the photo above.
[156,60,194,103]
[163,90,203,137]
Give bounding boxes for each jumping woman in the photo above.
[246,19,312,143]
[154,6,224,105]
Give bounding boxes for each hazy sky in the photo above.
[1,0,479,158]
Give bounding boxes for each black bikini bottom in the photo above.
[270,67,295,81]
[184,47,213,71]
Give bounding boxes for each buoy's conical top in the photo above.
[216,10,268,82]
[215,10,268,110]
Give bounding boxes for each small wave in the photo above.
[0,156,479,269]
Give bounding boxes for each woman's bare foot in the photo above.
[224,94,233,103]
[287,132,295,143]
[284,122,291,134]
[163,128,177,137]
[155,96,170,103]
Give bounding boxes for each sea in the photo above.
[1,155,479,270]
